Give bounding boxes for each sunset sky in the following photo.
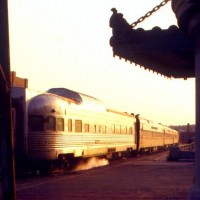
[8,0,195,125]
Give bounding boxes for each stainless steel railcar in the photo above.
[27,88,137,163]
[14,87,179,166]
[136,117,179,154]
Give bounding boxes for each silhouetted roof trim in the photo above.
[109,11,195,79]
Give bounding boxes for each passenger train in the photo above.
[13,87,179,169]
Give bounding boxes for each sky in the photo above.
[8,0,195,126]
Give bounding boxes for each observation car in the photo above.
[27,88,136,163]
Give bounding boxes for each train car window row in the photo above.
[66,118,133,135]
[28,116,135,134]
[29,115,64,132]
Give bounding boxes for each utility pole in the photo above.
[0,0,16,199]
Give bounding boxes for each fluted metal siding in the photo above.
[28,132,136,160]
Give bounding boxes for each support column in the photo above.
[189,35,200,200]
[172,1,200,199]
[0,0,16,199]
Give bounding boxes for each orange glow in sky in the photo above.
[8,0,195,125]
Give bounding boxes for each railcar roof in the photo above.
[28,93,68,115]
[47,88,106,112]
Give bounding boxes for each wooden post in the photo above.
[0,0,16,199]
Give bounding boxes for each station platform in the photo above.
[0,151,195,200]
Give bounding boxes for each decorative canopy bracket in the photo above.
[109,9,195,79]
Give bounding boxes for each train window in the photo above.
[68,119,72,132]
[94,125,97,133]
[115,125,121,134]
[121,126,127,134]
[57,118,64,131]
[28,115,44,131]
[151,126,158,130]
[102,125,106,133]
[112,125,115,134]
[129,127,133,135]
[107,126,112,134]
[103,126,107,133]
[98,125,101,133]
[84,124,89,132]
[75,120,82,132]
[46,116,56,131]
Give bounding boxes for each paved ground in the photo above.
[0,152,195,200]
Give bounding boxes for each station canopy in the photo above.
[109,11,195,79]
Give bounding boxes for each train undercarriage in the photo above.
[14,145,175,177]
